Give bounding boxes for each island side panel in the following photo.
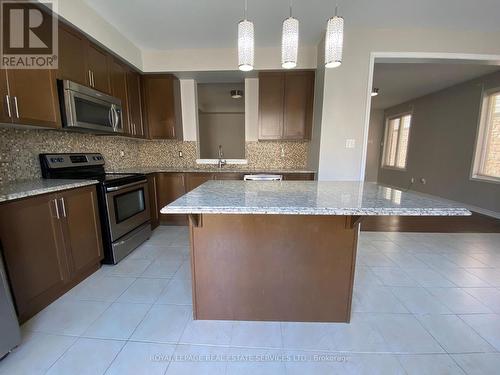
[190,214,359,322]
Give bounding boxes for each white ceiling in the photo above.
[371,63,500,109]
[82,0,500,50]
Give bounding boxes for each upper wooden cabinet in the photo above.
[258,70,315,141]
[109,58,130,134]
[86,43,111,94]
[127,70,144,137]
[0,186,103,322]
[0,69,60,128]
[142,74,183,140]
[258,72,285,140]
[58,23,111,94]
[283,71,315,139]
[58,24,88,86]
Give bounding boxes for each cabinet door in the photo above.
[156,173,187,225]
[127,70,144,137]
[283,71,314,140]
[0,194,69,322]
[0,70,12,123]
[185,173,215,192]
[59,186,103,278]
[258,72,284,140]
[58,24,88,85]
[142,75,178,139]
[214,173,244,180]
[148,174,160,229]
[86,43,111,94]
[283,173,315,181]
[110,59,130,135]
[6,69,60,128]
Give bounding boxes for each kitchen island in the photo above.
[161,181,470,323]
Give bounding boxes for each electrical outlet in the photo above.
[280,146,285,158]
[120,150,125,157]
[345,139,355,149]
[178,150,183,158]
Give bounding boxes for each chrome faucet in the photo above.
[217,145,226,168]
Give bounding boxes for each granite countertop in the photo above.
[108,167,316,175]
[0,179,99,203]
[161,181,471,216]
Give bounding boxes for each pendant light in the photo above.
[324,5,344,68]
[238,0,254,71]
[281,0,299,69]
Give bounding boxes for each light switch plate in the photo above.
[345,139,355,148]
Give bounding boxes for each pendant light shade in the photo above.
[281,1,299,69]
[324,7,344,68]
[238,0,254,71]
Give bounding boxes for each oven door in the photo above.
[105,180,150,241]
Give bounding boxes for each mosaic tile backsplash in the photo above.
[0,127,310,183]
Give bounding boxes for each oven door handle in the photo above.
[106,179,147,192]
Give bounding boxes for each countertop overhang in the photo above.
[0,179,99,203]
[161,181,472,216]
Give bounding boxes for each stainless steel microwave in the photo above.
[58,80,123,134]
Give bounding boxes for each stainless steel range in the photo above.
[39,153,151,264]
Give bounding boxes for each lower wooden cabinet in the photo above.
[0,186,103,323]
[184,173,214,192]
[156,173,187,225]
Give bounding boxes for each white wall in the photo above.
[142,45,317,72]
[180,79,199,141]
[245,78,259,142]
[364,109,384,182]
[317,27,500,181]
[52,0,142,69]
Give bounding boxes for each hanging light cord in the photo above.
[244,0,248,19]
[289,0,293,18]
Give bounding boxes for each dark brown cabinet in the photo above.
[142,74,183,140]
[258,72,285,140]
[283,71,315,139]
[258,71,315,141]
[127,70,144,137]
[283,173,315,180]
[0,186,103,322]
[156,173,187,225]
[110,58,130,134]
[0,70,11,123]
[86,43,111,94]
[59,187,103,278]
[58,22,111,94]
[148,173,160,230]
[185,173,214,192]
[58,24,88,85]
[0,69,60,128]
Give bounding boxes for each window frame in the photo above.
[381,111,413,171]
[471,87,500,184]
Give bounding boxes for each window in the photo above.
[472,90,500,182]
[382,113,412,169]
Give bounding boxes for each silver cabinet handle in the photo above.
[91,71,95,87]
[12,96,19,118]
[53,198,60,219]
[88,70,92,87]
[4,95,11,118]
[59,197,66,217]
